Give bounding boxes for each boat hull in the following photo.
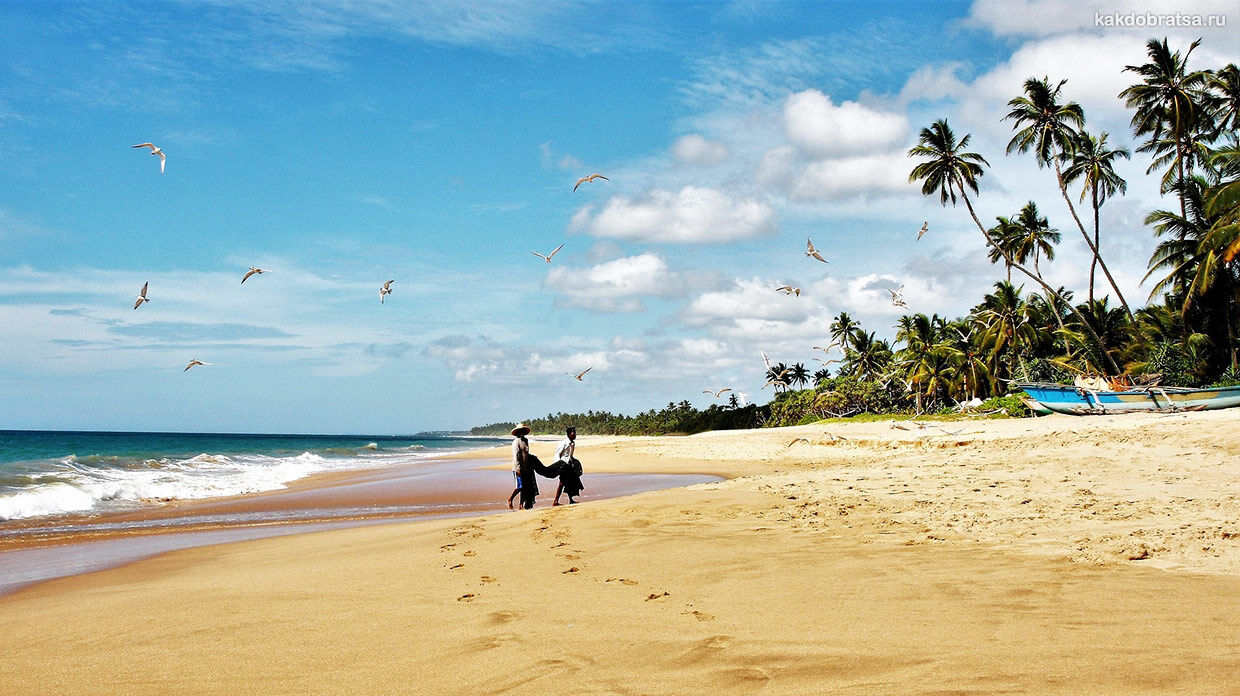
[1018,384,1240,415]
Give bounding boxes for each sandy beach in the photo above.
[2,411,1239,694]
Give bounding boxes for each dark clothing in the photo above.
[519,453,563,509]
[559,457,584,498]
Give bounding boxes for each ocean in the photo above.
[0,430,504,522]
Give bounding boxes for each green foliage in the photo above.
[470,402,769,437]
[1147,341,1200,387]
[980,394,1032,418]
[765,376,909,427]
[1209,366,1240,387]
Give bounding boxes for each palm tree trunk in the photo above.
[961,193,1123,375]
[1090,185,1100,304]
[1053,161,1135,323]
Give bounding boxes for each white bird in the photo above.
[702,387,733,397]
[241,267,267,284]
[132,143,165,173]
[776,285,801,296]
[133,282,149,310]
[531,244,564,263]
[918,221,929,241]
[812,342,840,354]
[380,280,394,303]
[813,357,842,366]
[569,366,593,381]
[573,173,608,191]
[889,285,907,308]
[805,238,827,263]
[761,350,772,370]
[184,359,210,372]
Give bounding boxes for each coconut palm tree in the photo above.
[829,312,861,347]
[908,118,1121,373]
[974,281,1039,386]
[1062,132,1130,302]
[1005,77,1134,320]
[1120,38,1214,216]
[1210,64,1240,133]
[787,362,810,390]
[844,331,893,383]
[986,215,1024,282]
[1012,201,1060,276]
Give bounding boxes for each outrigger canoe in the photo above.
[1018,382,1240,415]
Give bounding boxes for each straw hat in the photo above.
[511,423,531,436]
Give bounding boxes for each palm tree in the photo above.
[986,215,1024,282]
[844,331,893,383]
[1210,64,1240,133]
[1012,201,1060,276]
[787,362,810,389]
[1062,132,1129,303]
[895,313,937,412]
[908,118,1121,373]
[727,392,740,409]
[974,281,1039,386]
[812,367,831,387]
[1145,175,1238,372]
[1005,77,1134,320]
[829,312,861,347]
[767,362,791,393]
[1120,38,1214,217]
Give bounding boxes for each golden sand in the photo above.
[2,410,1239,694]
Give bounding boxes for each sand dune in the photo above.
[2,411,1239,694]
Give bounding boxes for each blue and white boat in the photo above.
[1018,382,1240,415]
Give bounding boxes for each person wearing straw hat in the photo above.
[508,423,536,509]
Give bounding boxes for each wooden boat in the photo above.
[1018,382,1240,415]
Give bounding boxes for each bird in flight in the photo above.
[573,173,608,191]
[380,280,394,303]
[889,285,907,308]
[776,285,801,296]
[569,366,593,381]
[812,342,840,354]
[531,244,564,263]
[805,238,827,263]
[917,221,929,241]
[133,282,150,310]
[132,143,166,173]
[241,267,267,284]
[702,387,733,397]
[763,371,791,390]
[184,359,210,372]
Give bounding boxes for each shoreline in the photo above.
[2,411,1239,694]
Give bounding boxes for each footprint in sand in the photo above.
[605,577,638,586]
[684,610,715,621]
[480,576,498,584]
[562,567,580,574]
[458,593,476,602]
[488,610,518,625]
[646,591,670,601]
[474,633,518,650]
[463,550,476,557]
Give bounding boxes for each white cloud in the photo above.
[543,253,675,313]
[574,186,777,243]
[671,134,729,166]
[782,89,909,158]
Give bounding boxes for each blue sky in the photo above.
[0,0,1236,433]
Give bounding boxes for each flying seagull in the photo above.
[805,238,827,263]
[133,282,149,310]
[889,285,907,308]
[573,173,608,191]
[132,143,165,173]
[918,221,928,241]
[812,342,840,354]
[776,285,801,296]
[380,280,394,303]
[702,387,733,397]
[531,243,564,263]
[241,267,267,284]
[569,366,593,381]
[184,359,210,372]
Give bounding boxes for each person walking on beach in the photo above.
[553,426,584,506]
[508,423,537,510]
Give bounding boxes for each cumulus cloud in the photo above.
[671,134,729,166]
[543,253,675,313]
[782,89,909,157]
[574,186,777,243]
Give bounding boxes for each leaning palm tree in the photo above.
[1062,131,1130,303]
[1120,38,1214,217]
[908,118,1121,374]
[1005,77,1134,320]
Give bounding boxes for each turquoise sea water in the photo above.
[0,430,504,521]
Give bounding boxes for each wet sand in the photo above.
[1,414,1239,694]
